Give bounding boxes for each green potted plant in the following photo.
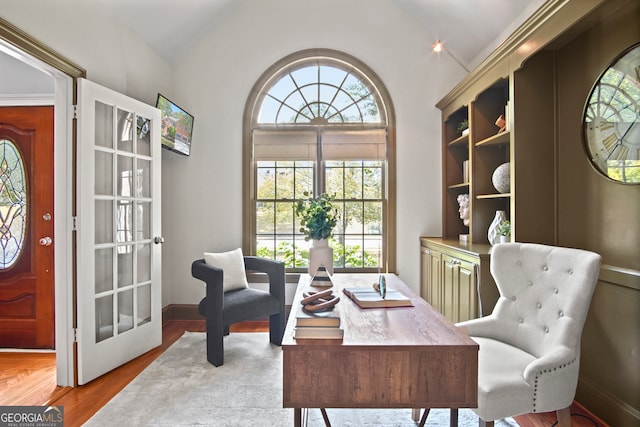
[457,119,469,136]
[295,192,338,241]
[496,220,511,243]
[295,192,339,275]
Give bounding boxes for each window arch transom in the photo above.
[258,61,385,125]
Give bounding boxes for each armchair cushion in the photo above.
[473,337,536,421]
[203,248,249,292]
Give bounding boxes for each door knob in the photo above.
[153,236,165,244]
[39,236,53,246]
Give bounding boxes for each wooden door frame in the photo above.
[0,17,85,387]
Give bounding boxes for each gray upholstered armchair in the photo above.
[456,243,601,427]
[191,256,286,367]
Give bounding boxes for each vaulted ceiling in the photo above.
[94,0,545,67]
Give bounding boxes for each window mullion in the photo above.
[316,128,324,195]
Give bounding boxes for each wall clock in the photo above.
[583,42,640,184]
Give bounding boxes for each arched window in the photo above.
[243,49,396,272]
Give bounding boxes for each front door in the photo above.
[0,106,54,349]
[76,79,162,384]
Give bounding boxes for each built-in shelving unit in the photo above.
[422,1,640,424]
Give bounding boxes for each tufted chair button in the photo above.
[558,311,564,317]
[516,260,522,266]
[554,288,559,294]
[536,303,542,309]
[544,327,549,333]
[543,266,549,271]
[568,269,573,274]
[518,318,524,323]
[527,280,533,286]
[511,296,517,301]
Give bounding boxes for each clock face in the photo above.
[583,43,640,184]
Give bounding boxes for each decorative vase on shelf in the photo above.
[309,238,334,276]
[492,162,510,193]
[487,211,507,246]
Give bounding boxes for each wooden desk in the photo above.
[282,274,478,426]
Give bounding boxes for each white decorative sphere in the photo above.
[492,162,510,193]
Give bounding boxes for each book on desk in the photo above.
[295,304,340,328]
[342,287,413,308]
[293,301,343,339]
[293,326,344,339]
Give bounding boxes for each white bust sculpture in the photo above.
[457,193,470,227]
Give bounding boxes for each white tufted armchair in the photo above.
[453,243,601,427]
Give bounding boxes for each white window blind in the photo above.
[253,129,317,161]
[321,129,386,160]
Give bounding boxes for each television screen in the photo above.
[156,94,194,156]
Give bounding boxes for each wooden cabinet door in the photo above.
[456,259,478,322]
[420,246,442,312]
[441,254,478,323]
[441,254,457,321]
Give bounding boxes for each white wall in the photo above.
[0,53,54,94]
[164,0,466,305]
[0,1,172,107]
[1,0,467,308]
[1,0,174,304]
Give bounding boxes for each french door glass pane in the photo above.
[94,151,113,195]
[95,248,113,293]
[95,200,113,244]
[94,101,113,148]
[95,295,113,342]
[136,116,151,156]
[137,159,150,198]
[116,201,133,243]
[117,289,134,334]
[117,155,133,197]
[136,243,151,283]
[117,245,133,288]
[137,284,151,326]
[137,202,151,240]
[117,109,134,152]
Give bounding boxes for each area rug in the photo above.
[85,332,518,426]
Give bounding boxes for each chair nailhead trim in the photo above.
[532,358,577,412]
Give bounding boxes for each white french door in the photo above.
[76,78,162,385]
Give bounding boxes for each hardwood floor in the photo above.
[0,320,607,427]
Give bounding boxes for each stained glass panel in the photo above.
[0,139,27,269]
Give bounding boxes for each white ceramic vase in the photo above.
[487,210,507,246]
[309,239,334,276]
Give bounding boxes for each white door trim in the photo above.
[0,40,75,386]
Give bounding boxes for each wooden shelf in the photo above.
[475,131,510,147]
[448,182,470,189]
[448,134,469,146]
[476,193,511,199]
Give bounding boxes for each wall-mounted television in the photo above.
[156,93,194,156]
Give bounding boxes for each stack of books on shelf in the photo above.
[293,304,343,340]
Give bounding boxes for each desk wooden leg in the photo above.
[294,408,301,427]
[320,408,331,427]
[418,408,430,427]
[411,408,421,421]
[450,408,458,427]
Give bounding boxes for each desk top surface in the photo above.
[282,273,477,349]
